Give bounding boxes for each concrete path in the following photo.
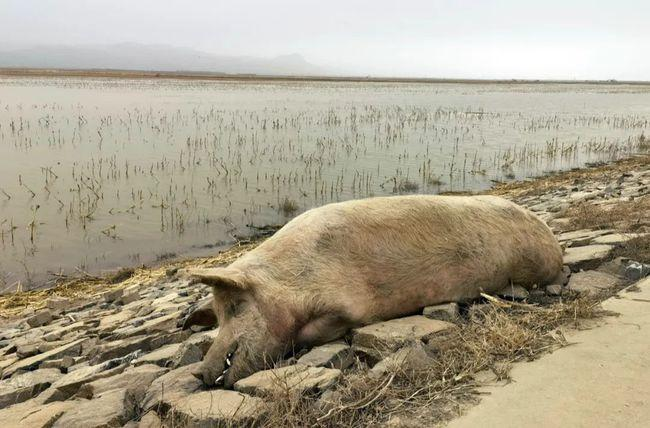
[447,277,650,428]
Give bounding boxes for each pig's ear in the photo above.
[184,267,248,292]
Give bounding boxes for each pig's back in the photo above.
[238,195,562,319]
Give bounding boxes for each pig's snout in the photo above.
[192,351,235,387]
[192,361,223,386]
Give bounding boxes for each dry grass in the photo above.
[609,234,650,264]
[0,239,263,319]
[280,197,300,216]
[396,179,420,193]
[260,294,610,428]
[489,155,650,199]
[563,195,650,232]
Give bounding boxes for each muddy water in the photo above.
[0,77,649,291]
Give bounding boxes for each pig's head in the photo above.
[184,267,290,388]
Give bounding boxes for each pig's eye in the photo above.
[232,299,250,316]
[224,299,246,318]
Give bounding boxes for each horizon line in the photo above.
[1,67,649,86]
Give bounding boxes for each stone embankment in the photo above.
[0,157,648,427]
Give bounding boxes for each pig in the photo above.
[183,195,563,387]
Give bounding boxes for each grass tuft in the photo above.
[280,197,300,216]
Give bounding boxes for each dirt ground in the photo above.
[446,277,650,428]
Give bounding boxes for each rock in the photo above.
[185,328,221,355]
[47,363,127,401]
[98,309,136,332]
[592,233,646,245]
[119,291,140,305]
[76,364,167,400]
[110,312,180,339]
[558,229,613,247]
[39,339,76,354]
[46,297,71,312]
[80,337,100,357]
[134,343,181,367]
[568,191,598,202]
[102,350,145,370]
[352,315,455,355]
[43,332,61,343]
[170,342,203,368]
[0,357,18,377]
[545,284,563,296]
[43,321,90,343]
[32,385,69,403]
[26,310,53,328]
[53,388,138,428]
[167,390,266,427]
[152,292,180,306]
[89,335,152,364]
[547,202,570,213]
[422,302,459,322]
[148,330,192,349]
[297,341,353,370]
[3,338,87,377]
[0,368,62,408]
[138,411,163,428]
[0,399,73,427]
[16,342,40,359]
[625,262,650,281]
[528,201,552,212]
[136,305,155,318]
[597,256,630,277]
[142,363,203,412]
[548,217,572,231]
[101,288,123,303]
[621,185,646,197]
[370,342,433,378]
[66,361,90,373]
[495,284,529,300]
[234,364,341,396]
[40,356,75,370]
[563,244,613,271]
[566,270,621,294]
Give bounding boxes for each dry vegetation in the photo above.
[258,294,609,428]
[489,155,650,199]
[492,155,650,264]
[0,239,264,319]
[563,196,650,233]
[609,235,650,264]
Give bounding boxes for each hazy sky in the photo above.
[2,0,649,79]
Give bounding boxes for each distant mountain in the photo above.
[0,43,324,76]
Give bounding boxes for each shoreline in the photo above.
[2,67,650,86]
[0,153,647,426]
[1,153,647,317]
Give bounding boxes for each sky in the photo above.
[1,0,649,80]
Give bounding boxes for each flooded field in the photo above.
[1,76,649,291]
